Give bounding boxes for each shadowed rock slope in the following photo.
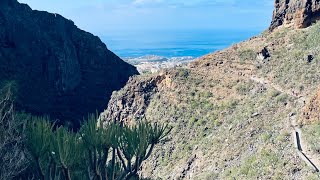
[0,0,138,127]
[101,1,320,179]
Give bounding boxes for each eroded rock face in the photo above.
[270,0,320,30]
[303,89,320,123]
[0,0,138,127]
[100,74,165,124]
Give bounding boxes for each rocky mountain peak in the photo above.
[0,0,18,6]
[0,0,138,127]
[270,0,320,30]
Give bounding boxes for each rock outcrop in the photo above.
[303,89,320,123]
[100,74,165,124]
[270,0,320,30]
[0,0,138,127]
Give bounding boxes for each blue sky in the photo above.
[19,0,274,35]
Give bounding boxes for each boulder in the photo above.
[256,47,270,60]
[307,54,314,63]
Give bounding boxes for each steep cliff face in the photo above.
[0,0,138,127]
[270,0,320,30]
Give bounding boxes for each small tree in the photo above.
[80,115,119,180]
[25,116,172,180]
[116,122,172,180]
[51,127,83,180]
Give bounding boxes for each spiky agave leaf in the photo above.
[149,122,172,144]
[104,122,121,149]
[79,114,102,151]
[25,117,54,179]
[136,122,151,157]
[80,114,121,150]
[25,117,53,161]
[50,127,84,172]
[118,124,139,161]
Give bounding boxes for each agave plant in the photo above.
[117,124,140,179]
[103,122,121,180]
[24,114,171,180]
[25,117,53,180]
[116,121,172,180]
[80,115,121,180]
[50,127,83,180]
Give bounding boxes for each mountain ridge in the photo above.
[0,0,138,127]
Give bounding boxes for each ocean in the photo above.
[101,29,262,59]
[100,29,263,72]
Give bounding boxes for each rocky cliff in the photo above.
[0,0,138,127]
[100,74,166,124]
[270,0,320,30]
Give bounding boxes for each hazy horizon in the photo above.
[18,0,274,35]
[17,0,274,59]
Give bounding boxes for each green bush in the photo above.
[236,83,254,95]
[175,68,190,78]
[238,49,256,61]
[275,93,288,103]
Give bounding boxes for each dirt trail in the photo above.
[290,114,320,172]
[250,76,302,98]
[250,76,320,172]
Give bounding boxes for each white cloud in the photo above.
[132,0,163,5]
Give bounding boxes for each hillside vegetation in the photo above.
[102,23,320,179]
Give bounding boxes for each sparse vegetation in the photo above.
[275,93,289,103]
[303,123,320,154]
[114,21,320,179]
[138,64,308,179]
[238,49,256,61]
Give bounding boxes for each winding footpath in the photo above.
[250,76,320,172]
[250,76,302,98]
[290,114,320,172]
